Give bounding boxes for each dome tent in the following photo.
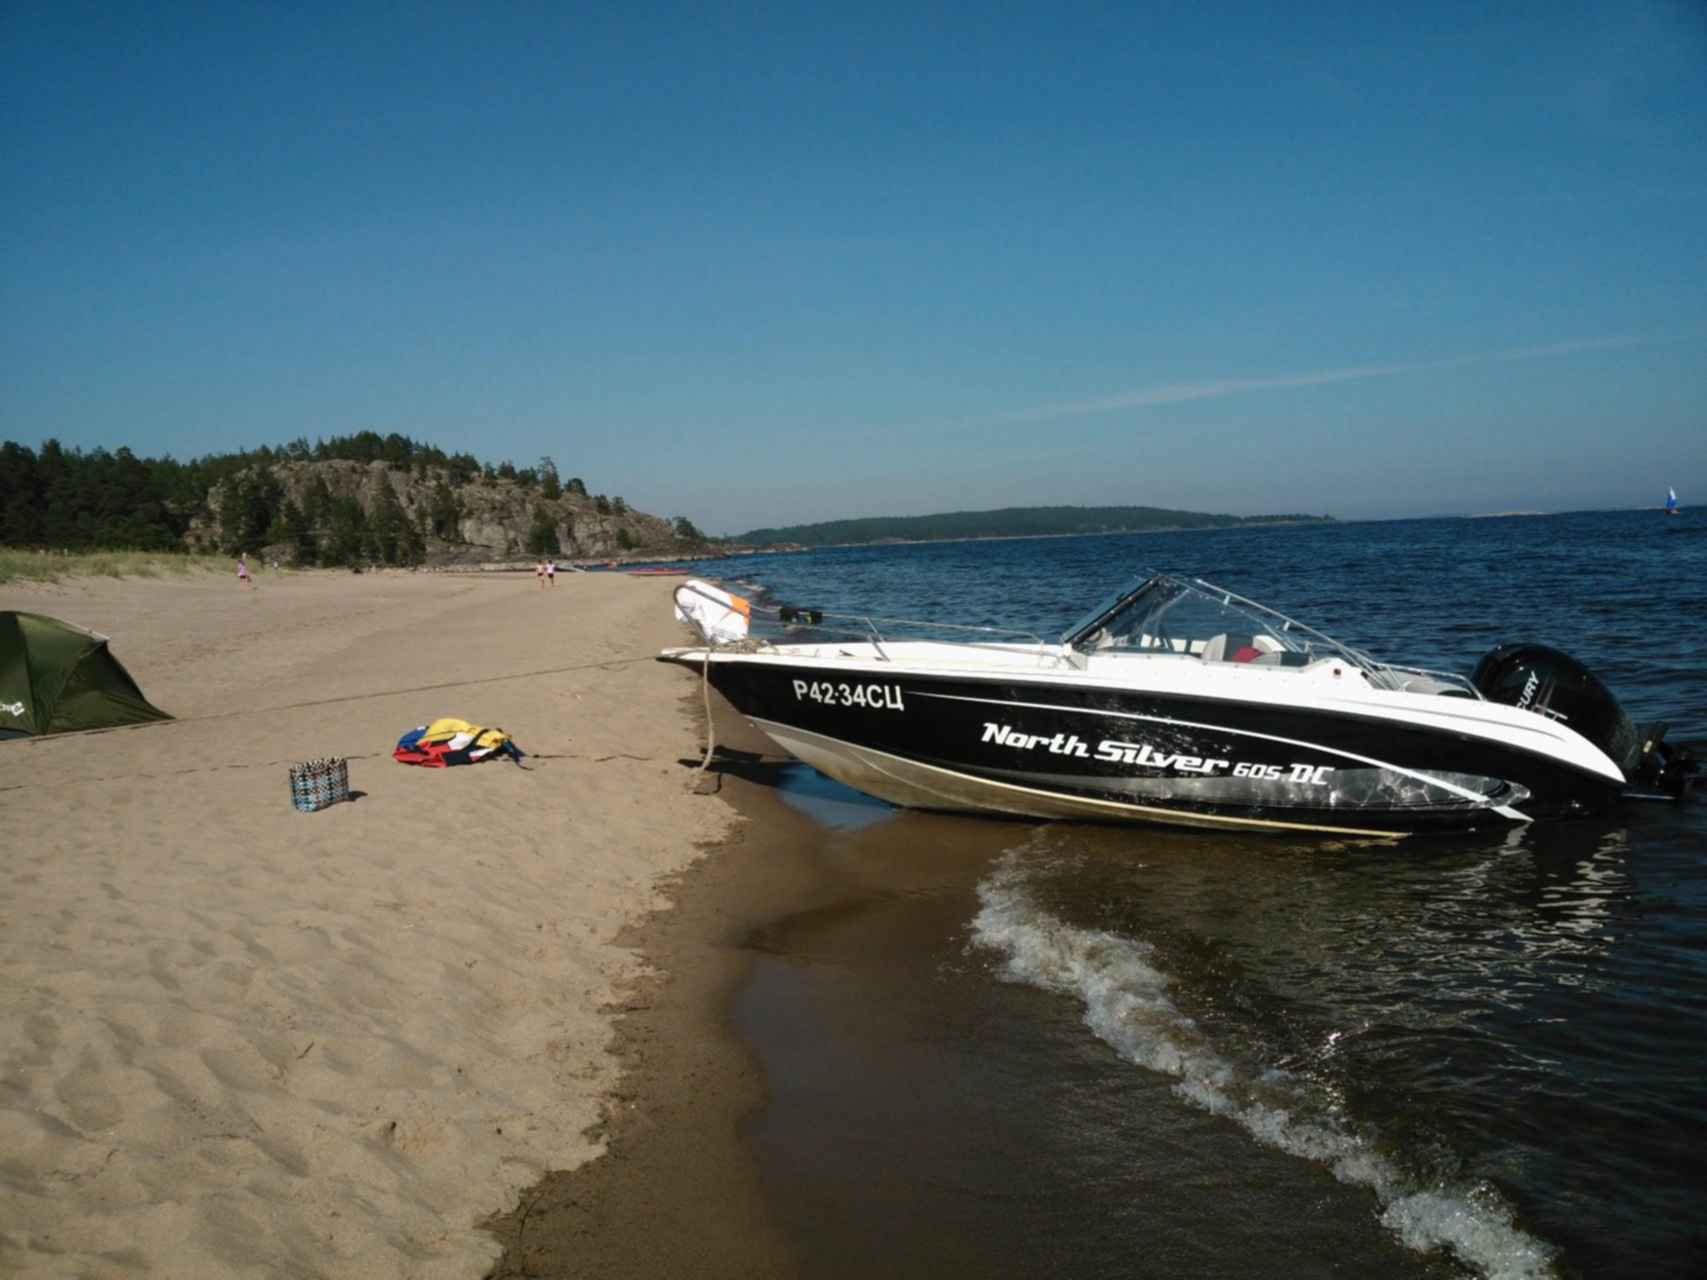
[0,611,172,739]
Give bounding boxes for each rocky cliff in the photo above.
[191,460,716,565]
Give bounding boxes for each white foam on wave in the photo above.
[969,848,1559,1280]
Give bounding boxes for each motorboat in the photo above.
[659,573,1695,837]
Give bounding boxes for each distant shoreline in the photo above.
[714,506,1699,549]
[725,517,1334,555]
[730,506,1335,550]
[838,518,1333,549]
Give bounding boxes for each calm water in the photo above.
[691,511,1707,1280]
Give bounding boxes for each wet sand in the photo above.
[489,708,1453,1280]
[482,711,818,1279]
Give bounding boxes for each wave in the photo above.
[969,843,1559,1280]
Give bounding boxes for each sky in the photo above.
[3,1,1704,535]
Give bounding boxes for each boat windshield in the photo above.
[1062,572,1377,670]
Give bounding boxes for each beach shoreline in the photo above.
[482,700,827,1279]
[0,567,742,1278]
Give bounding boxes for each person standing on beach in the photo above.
[237,553,251,587]
[535,559,545,588]
[546,558,557,586]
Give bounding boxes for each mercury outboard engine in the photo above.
[1472,644,1696,798]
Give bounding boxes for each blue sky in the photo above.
[4,1,1703,534]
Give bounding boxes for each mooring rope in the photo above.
[2,651,663,744]
[3,579,776,796]
[696,651,716,779]
[0,639,786,792]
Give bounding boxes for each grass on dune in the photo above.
[0,548,240,585]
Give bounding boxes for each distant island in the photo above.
[733,505,1334,548]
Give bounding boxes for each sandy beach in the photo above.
[0,566,742,1278]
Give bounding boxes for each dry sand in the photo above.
[0,566,738,1278]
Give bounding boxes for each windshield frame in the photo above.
[1061,572,1378,670]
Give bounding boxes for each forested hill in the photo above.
[0,432,713,565]
[735,505,1333,547]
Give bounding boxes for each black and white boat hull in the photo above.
[661,648,1627,837]
[661,572,1692,838]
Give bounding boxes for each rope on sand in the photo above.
[0,747,679,794]
[694,654,718,790]
[0,643,783,791]
[1,628,785,792]
[2,652,663,744]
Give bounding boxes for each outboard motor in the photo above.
[1472,644,1695,798]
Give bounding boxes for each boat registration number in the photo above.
[793,679,907,711]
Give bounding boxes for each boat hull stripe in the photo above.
[750,717,1405,838]
[910,688,1533,822]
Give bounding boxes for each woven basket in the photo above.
[289,757,350,812]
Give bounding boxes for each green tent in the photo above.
[0,611,172,739]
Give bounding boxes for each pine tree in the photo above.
[300,474,332,525]
[37,440,77,547]
[282,499,318,565]
[428,479,462,539]
[525,504,561,555]
[399,513,426,565]
[371,480,407,564]
[325,496,368,566]
[0,442,43,544]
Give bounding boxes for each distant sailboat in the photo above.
[1665,487,1680,516]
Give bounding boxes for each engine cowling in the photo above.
[1471,643,1692,797]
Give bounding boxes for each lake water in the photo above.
[682,510,1706,1280]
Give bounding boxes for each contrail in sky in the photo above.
[975,334,1644,428]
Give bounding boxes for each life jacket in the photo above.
[393,717,524,766]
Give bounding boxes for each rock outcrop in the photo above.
[191,460,715,566]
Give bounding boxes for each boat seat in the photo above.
[1392,673,1466,696]
[1200,633,1266,663]
[1250,649,1311,668]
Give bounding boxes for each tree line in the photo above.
[0,432,670,566]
